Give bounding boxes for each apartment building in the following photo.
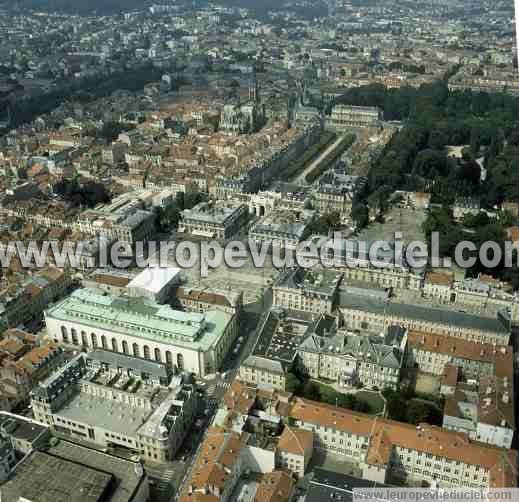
[31,351,198,463]
[179,201,249,240]
[443,379,515,450]
[0,437,16,482]
[0,266,72,331]
[254,471,295,502]
[239,355,287,391]
[339,292,510,345]
[407,331,512,379]
[75,192,158,245]
[249,208,316,250]
[173,286,243,319]
[180,428,244,502]
[276,425,313,477]
[439,341,515,449]
[423,272,453,304]
[273,267,343,315]
[0,331,66,410]
[313,238,424,290]
[0,412,50,455]
[314,173,364,216]
[289,398,517,489]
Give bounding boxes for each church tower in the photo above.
[249,68,260,103]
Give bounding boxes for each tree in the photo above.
[184,192,208,210]
[412,149,449,178]
[54,179,110,208]
[98,121,135,143]
[351,202,369,229]
[285,372,302,394]
[406,400,442,426]
[406,401,433,425]
[301,381,321,401]
[311,212,341,235]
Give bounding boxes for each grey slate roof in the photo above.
[242,355,286,374]
[87,350,170,380]
[339,292,509,334]
[298,329,404,369]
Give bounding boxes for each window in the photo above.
[133,343,140,358]
[71,329,78,345]
[143,345,150,360]
[111,338,118,352]
[122,340,129,354]
[61,326,69,342]
[101,335,108,350]
[91,333,98,348]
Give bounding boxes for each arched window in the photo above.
[101,335,108,350]
[71,328,78,345]
[166,351,173,367]
[132,343,140,358]
[91,333,98,349]
[122,340,129,354]
[143,345,150,360]
[177,353,184,371]
[154,348,161,362]
[81,331,88,347]
[61,326,68,342]
[111,338,118,352]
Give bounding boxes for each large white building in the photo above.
[178,201,249,240]
[298,325,407,391]
[339,292,510,345]
[44,288,238,377]
[31,351,198,463]
[326,105,383,131]
[290,398,517,489]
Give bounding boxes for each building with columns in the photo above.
[44,288,237,377]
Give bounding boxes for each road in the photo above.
[173,289,273,501]
[292,133,349,183]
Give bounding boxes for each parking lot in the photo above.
[157,246,281,305]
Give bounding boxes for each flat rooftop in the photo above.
[253,309,313,363]
[127,266,182,294]
[1,450,114,502]
[274,267,342,296]
[305,468,391,502]
[0,411,48,443]
[58,391,151,436]
[48,440,146,502]
[181,201,244,225]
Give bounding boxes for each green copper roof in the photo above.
[45,288,231,352]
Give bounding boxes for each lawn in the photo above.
[355,390,385,415]
[293,376,384,416]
